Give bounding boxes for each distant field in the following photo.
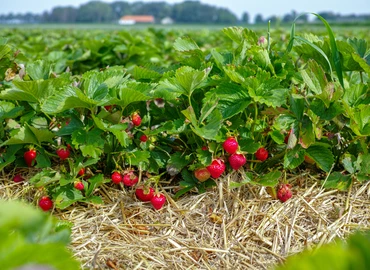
[0,22,369,32]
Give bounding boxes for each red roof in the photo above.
[120,15,155,23]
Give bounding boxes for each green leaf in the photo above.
[26,60,51,80]
[245,70,288,107]
[174,66,210,97]
[190,109,223,140]
[310,99,344,120]
[173,36,201,53]
[1,124,54,147]
[29,169,61,188]
[358,153,370,175]
[117,87,150,110]
[275,231,370,270]
[56,115,84,136]
[257,171,282,187]
[306,144,334,172]
[239,138,260,153]
[230,172,253,189]
[86,174,105,197]
[108,124,130,147]
[284,146,305,169]
[203,82,251,120]
[196,148,212,166]
[352,53,370,75]
[290,94,305,121]
[127,150,150,167]
[324,172,352,190]
[54,186,84,209]
[342,154,356,174]
[72,129,105,158]
[348,104,370,136]
[311,13,344,88]
[167,152,193,175]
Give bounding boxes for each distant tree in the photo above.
[132,2,172,20]
[255,14,263,24]
[76,1,113,23]
[48,6,78,23]
[172,1,236,23]
[241,12,249,23]
[110,1,131,20]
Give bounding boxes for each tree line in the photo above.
[0,1,369,24]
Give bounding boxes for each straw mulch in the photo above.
[1,170,370,270]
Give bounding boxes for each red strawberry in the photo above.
[122,171,139,187]
[277,184,292,202]
[39,196,53,211]
[111,172,122,184]
[132,112,142,126]
[223,137,238,154]
[140,134,148,142]
[13,174,25,183]
[207,159,226,178]
[56,148,70,160]
[135,186,155,202]
[151,193,166,210]
[104,105,114,111]
[228,153,246,170]
[74,181,84,191]
[255,147,268,162]
[194,167,211,182]
[24,149,37,167]
[78,168,85,176]
[201,146,208,151]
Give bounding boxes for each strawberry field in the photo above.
[1,18,370,270]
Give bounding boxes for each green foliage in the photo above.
[0,200,80,270]
[0,23,369,202]
[274,230,370,270]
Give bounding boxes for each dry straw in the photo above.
[1,169,369,269]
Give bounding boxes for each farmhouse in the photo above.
[118,15,155,25]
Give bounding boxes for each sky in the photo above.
[2,0,370,19]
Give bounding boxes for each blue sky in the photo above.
[2,0,369,19]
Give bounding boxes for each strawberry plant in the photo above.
[0,16,369,209]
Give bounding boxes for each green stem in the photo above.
[267,20,271,53]
[345,176,354,212]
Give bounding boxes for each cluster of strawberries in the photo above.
[194,137,292,202]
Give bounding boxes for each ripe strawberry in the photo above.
[194,167,211,182]
[56,148,70,160]
[111,171,122,184]
[207,159,226,178]
[140,134,148,142]
[132,112,142,126]
[122,171,139,187]
[13,174,25,183]
[135,186,155,202]
[255,147,268,162]
[78,168,85,176]
[24,149,37,167]
[277,184,292,202]
[228,153,246,170]
[201,146,208,151]
[39,196,53,211]
[104,105,113,111]
[151,193,166,210]
[74,181,84,191]
[223,137,238,154]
